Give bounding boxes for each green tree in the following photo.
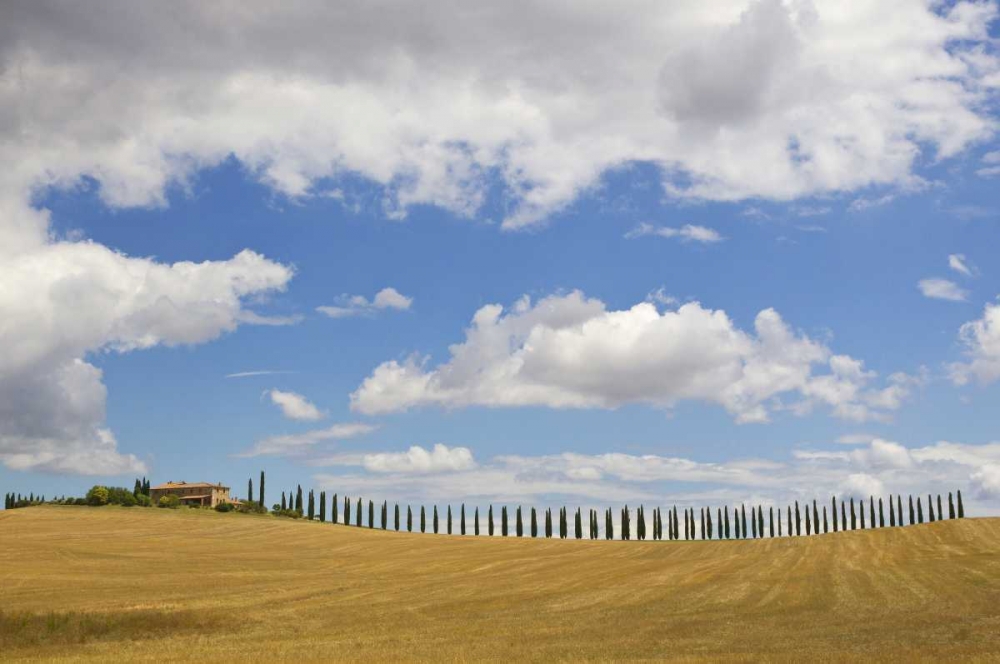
[561,507,568,539]
[369,500,374,529]
[488,506,494,537]
[605,508,613,540]
[805,507,811,536]
[259,471,265,508]
[248,478,253,504]
[858,500,864,529]
[460,504,465,535]
[832,496,838,532]
[86,486,109,506]
[795,501,801,536]
[474,507,480,535]
[421,505,426,533]
[382,501,388,530]
[928,494,936,522]
[345,497,352,525]
[823,506,828,533]
[948,492,955,519]
[751,507,758,538]
[407,505,413,532]
[878,497,884,527]
[531,507,538,537]
[917,496,924,523]
[281,492,287,511]
[937,495,943,523]
[516,506,523,537]
[813,501,819,535]
[717,508,723,539]
[909,495,915,526]
[134,478,142,499]
[724,506,731,539]
[332,493,338,524]
[395,503,400,531]
[957,490,965,518]
[575,508,583,540]
[850,498,856,530]
[889,495,895,527]
[319,491,326,522]
[434,505,439,534]
[295,485,303,514]
[869,497,875,528]
[841,500,847,531]
[356,497,362,527]
[501,506,508,537]
[307,490,315,520]
[448,505,453,535]
[758,506,764,540]
[707,508,714,540]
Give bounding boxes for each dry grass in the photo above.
[1,506,998,662]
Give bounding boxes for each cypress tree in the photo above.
[332,493,338,524]
[307,490,315,520]
[281,492,287,511]
[897,495,903,526]
[841,500,847,531]
[561,507,568,539]
[447,505,452,534]
[367,500,373,529]
[474,507,480,535]
[823,506,828,534]
[788,505,793,536]
[850,498,856,530]
[407,505,413,532]
[917,496,924,523]
[937,495,943,522]
[717,508,723,540]
[928,494,935,522]
[531,507,538,537]
[948,492,955,519]
[878,497,884,528]
[869,497,875,528]
[395,503,400,531]
[607,508,614,540]
[758,506,764,539]
[488,506,494,536]
[501,506,508,537]
[259,471,265,507]
[795,501,801,536]
[683,508,689,540]
[812,501,819,535]
[576,508,583,539]
[957,490,965,518]
[296,485,303,513]
[909,495,915,526]
[667,509,673,540]
[889,495,895,527]
[547,509,553,538]
[516,506,523,537]
[751,507,758,538]
[859,501,865,529]
[383,501,388,530]
[460,504,465,535]
[832,496,838,532]
[673,506,679,540]
[724,506,731,539]
[248,478,253,504]
[319,491,326,522]
[805,508,811,536]
[434,505,439,534]
[740,504,747,539]
[134,478,142,498]
[421,506,426,533]
[345,497,351,525]
[707,508,714,540]
[356,498,362,527]
[769,507,774,537]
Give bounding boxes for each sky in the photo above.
[2,0,1000,523]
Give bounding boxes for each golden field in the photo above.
[1,505,999,662]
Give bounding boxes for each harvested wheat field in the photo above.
[1,506,999,662]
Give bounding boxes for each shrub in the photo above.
[236,501,267,514]
[74,497,88,506]
[85,486,109,506]
[135,494,151,507]
[215,502,234,513]
[272,508,302,519]
[157,495,180,509]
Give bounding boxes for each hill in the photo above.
[1,505,998,661]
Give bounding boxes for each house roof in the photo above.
[150,481,229,490]
[177,494,212,501]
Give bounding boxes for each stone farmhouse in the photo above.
[149,481,238,508]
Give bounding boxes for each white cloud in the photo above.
[835,433,875,445]
[351,291,912,423]
[971,464,1000,499]
[0,244,293,475]
[625,223,724,243]
[948,254,978,278]
[918,278,969,302]
[317,287,413,318]
[225,370,297,379]
[950,301,1000,385]
[239,422,377,458]
[983,151,1000,165]
[362,444,475,474]
[267,389,326,421]
[848,194,896,212]
[840,473,884,499]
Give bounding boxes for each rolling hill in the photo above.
[2,505,998,661]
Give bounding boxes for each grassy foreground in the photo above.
[1,506,999,662]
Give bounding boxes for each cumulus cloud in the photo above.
[948,254,978,278]
[362,444,475,474]
[950,301,1000,385]
[267,389,326,421]
[239,422,377,458]
[351,291,913,423]
[0,244,293,474]
[316,287,413,319]
[971,464,1000,499]
[918,278,969,302]
[625,223,724,243]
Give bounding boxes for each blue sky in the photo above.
[2,1,1000,520]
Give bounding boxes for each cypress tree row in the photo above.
[832,496,838,532]
[531,507,538,537]
[421,505,426,533]
[447,505,452,535]
[434,505,439,534]
[332,493,339,524]
[488,506,494,537]
[948,492,955,519]
[516,506,523,537]
[957,490,965,518]
[408,505,413,532]
[395,503,400,531]
[259,471,265,507]
[475,507,480,535]
[917,496,924,523]
[878,497,884,528]
[575,507,583,539]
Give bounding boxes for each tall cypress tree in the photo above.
[383,501,388,530]
[460,504,466,535]
[607,508,614,540]
[758,506,764,540]
[878,497,884,528]
[917,496,924,523]
[897,495,903,527]
[488,505,494,537]
[134,478,143,498]
[575,508,583,539]
[706,508,713,540]
[667,509,673,540]
[858,501,865,529]
[805,508,811,536]
[778,508,782,537]
[717,508,723,539]
[447,505,452,534]
[957,490,965,518]
[474,507,480,535]
[259,471,265,507]
[740,504,747,539]
[319,491,326,522]
[531,507,538,537]
[937,495,943,522]
[948,492,955,519]
[421,505,426,533]
[501,506,508,537]
[332,493,338,524]
[248,478,253,504]
[928,494,936,522]
[623,506,630,541]
[832,496,838,532]
[356,498,362,527]
[407,505,413,532]
[434,505,439,534]
[345,497,351,525]
[841,500,847,531]
[889,495,895,527]
[869,497,875,528]
[296,485,303,513]
[308,490,315,520]
[281,492,287,511]
[395,503,400,531]
[673,506,679,540]
[823,506,828,534]
[751,507,758,538]
[516,506,523,537]
[850,498,856,530]
[795,501,801,536]
[908,496,915,526]
[724,506,731,539]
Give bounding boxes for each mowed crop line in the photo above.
[1,506,999,661]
